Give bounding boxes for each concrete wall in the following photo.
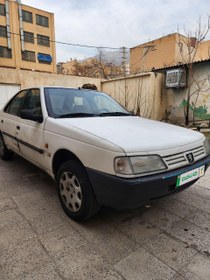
[165,61,210,123]
[0,68,101,89]
[101,72,165,120]
[0,68,165,121]
[0,68,101,106]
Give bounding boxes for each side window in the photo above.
[22,89,42,119]
[4,90,27,116]
[22,89,41,109]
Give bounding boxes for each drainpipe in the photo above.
[17,0,24,51]
[5,0,11,49]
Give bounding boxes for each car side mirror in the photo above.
[20,109,43,123]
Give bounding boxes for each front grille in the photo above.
[163,145,206,170]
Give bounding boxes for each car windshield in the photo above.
[44,87,131,118]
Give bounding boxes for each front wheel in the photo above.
[56,160,100,221]
[0,133,14,161]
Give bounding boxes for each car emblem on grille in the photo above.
[186,153,194,164]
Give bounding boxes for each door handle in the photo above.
[17,126,20,130]
[1,120,3,123]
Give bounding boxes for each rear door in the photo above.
[1,90,28,153]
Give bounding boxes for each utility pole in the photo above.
[121,46,128,107]
[121,46,127,77]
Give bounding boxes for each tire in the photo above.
[56,160,100,222]
[0,132,14,161]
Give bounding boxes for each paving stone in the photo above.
[55,243,122,280]
[114,247,176,280]
[70,215,118,242]
[86,226,139,264]
[156,197,196,219]
[15,262,62,280]
[179,253,210,280]
[29,210,69,235]
[12,191,60,222]
[0,197,16,212]
[171,274,187,280]
[0,182,35,197]
[110,215,163,245]
[139,206,183,231]
[174,191,210,214]
[0,239,52,280]
[185,184,210,200]
[39,224,85,258]
[167,219,210,254]
[40,224,123,279]
[142,232,197,271]
[0,191,11,200]
[0,222,36,252]
[184,208,210,231]
[0,209,28,230]
[1,154,210,280]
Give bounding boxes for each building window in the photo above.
[24,31,34,43]
[36,14,49,27]
[37,34,50,47]
[0,4,6,16]
[22,10,33,23]
[37,53,52,64]
[0,25,7,38]
[22,50,36,62]
[0,46,12,58]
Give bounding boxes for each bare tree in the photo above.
[71,50,123,79]
[134,77,152,118]
[177,17,210,125]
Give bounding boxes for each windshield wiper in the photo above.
[58,113,96,118]
[98,112,132,117]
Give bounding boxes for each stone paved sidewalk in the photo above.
[0,155,210,280]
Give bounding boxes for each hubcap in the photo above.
[59,171,82,212]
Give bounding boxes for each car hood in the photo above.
[54,116,204,155]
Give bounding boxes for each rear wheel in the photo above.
[0,133,14,161]
[56,160,100,221]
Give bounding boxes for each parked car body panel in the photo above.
[0,86,210,220]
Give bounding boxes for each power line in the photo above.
[7,31,130,50]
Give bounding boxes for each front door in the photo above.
[17,89,45,167]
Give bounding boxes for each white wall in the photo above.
[0,84,20,109]
[101,72,165,120]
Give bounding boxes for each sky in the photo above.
[22,0,210,63]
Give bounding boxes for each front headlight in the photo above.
[114,155,167,176]
[204,138,210,155]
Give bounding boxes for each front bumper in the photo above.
[87,154,210,209]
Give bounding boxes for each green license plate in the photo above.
[176,165,205,188]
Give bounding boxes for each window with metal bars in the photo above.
[0,25,7,38]
[36,14,49,27]
[0,4,6,16]
[22,10,33,23]
[22,50,35,62]
[0,46,12,58]
[37,34,50,47]
[24,31,34,43]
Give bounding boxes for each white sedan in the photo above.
[0,87,210,221]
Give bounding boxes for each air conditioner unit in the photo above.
[165,69,186,88]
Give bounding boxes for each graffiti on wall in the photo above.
[180,98,210,120]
